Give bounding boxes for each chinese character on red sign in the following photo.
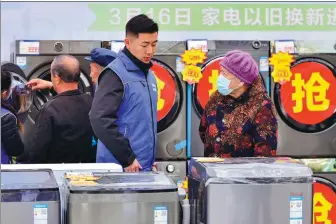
[150,61,177,122]
[313,182,336,224]
[280,61,336,125]
[196,57,222,110]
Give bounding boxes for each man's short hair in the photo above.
[51,55,80,82]
[126,14,159,37]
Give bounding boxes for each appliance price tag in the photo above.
[19,41,40,55]
[289,196,303,224]
[154,206,168,224]
[34,204,48,224]
[187,40,208,53]
[111,41,125,53]
[274,40,295,54]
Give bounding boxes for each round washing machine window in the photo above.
[28,64,93,117]
[274,57,336,133]
[150,59,183,133]
[313,177,336,223]
[1,62,33,115]
[193,55,266,117]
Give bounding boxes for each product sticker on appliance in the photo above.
[154,206,168,224]
[19,41,40,55]
[33,204,48,224]
[289,196,303,224]
[111,41,125,53]
[259,56,269,72]
[16,57,27,68]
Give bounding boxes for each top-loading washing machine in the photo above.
[189,40,272,158]
[10,40,100,145]
[102,40,188,184]
[272,40,336,157]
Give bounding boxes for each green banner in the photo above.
[88,3,336,31]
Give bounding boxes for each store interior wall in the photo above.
[1,2,336,61]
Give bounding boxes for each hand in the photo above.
[26,79,53,91]
[125,159,142,172]
[152,162,157,171]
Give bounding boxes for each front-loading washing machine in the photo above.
[272,40,336,157]
[11,40,100,145]
[189,40,272,158]
[102,41,187,184]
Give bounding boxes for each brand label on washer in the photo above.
[154,206,168,224]
[34,204,48,224]
[290,196,303,224]
[16,57,27,67]
[259,56,269,72]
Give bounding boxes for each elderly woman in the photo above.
[199,50,278,158]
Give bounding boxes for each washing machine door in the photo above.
[313,176,336,223]
[273,56,336,156]
[151,58,183,133]
[27,61,93,121]
[193,55,267,117]
[1,62,33,117]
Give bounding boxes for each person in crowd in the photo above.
[85,48,118,88]
[1,70,24,164]
[89,14,159,172]
[199,50,278,158]
[18,55,95,163]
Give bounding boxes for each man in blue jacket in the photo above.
[89,14,159,172]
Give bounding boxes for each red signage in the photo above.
[150,61,177,122]
[280,61,336,125]
[313,181,336,224]
[197,57,222,110]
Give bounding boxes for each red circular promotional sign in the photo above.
[280,61,336,125]
[197,57,222,110]
[313,181,336,224]
[150,61,177,122]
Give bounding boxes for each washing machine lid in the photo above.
[1,169,59,191]
[151,58,183,133]
[65,172,177,193]
[273,56,336,133]
[188,157,313,185]
[1,62,33,114]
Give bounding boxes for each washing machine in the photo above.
[102,41,187,184]
[11,40,100,145]
[272,40,336,157]
[189,40,272,158]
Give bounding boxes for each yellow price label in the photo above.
[195,157,225,163]
[70,180,97,186]
[269,52,295,84]
[181,65,203,84]
[181,48,207,66]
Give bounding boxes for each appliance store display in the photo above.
[11,40,100,145]
[64,172,179,224]
[1,169,61,224]
[103,40,188,185]
[273,40,336,157]
[1,163,123,224]
[190,40,272,158]
[188,157,313,224]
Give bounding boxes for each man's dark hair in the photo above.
[51,55,80,82]
[126,14,159,37]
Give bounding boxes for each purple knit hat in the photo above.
[220,50,259,85]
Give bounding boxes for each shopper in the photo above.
[84,48,118,89]
[18,55,95,163]
[199,50,278,158]
[90,14,159,172]
[1,70,24,164]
